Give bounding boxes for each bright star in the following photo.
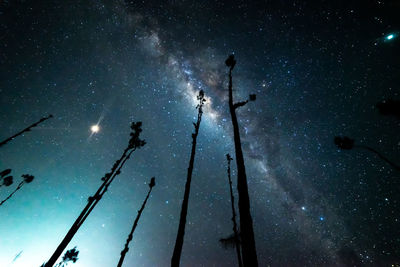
[91,124,100,133]
[386,34,394,40]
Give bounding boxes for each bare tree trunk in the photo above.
[226,55,258,267]
[0,114,53,148]
[356,145,400,171]
[171,90,206,267]
[117,177,155,267]
[45,122,145,267]
[226,154,243,267]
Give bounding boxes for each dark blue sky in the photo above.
[0,0,399,266]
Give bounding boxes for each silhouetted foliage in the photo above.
[0,169,13,187]
[171,90,206,267]
[376,99,400,119]
[334,136,354,150]
[22,174,34,183]
[220,233,240,249]
[334,136,400,171]
[61,247,79,265]
[41,247,79,267]
[2,176,13,187]
[0,173,35,206]
[45,121,146,267]
[225,54,237,68]
[226,54,259,266]
[0,114,53,148]
[0,169,12,177]
[117,177,156,267]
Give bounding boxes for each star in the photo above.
[90,125,100,133]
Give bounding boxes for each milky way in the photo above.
[1,1,399,266]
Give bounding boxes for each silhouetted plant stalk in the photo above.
[171,90,206,267]
[226,55,258,267]
[334,136,400,171]
[44,121,146,267]
[0,114,53,148]
[225,153,243,267]
[117,177,156,267]
[0,174,34,206]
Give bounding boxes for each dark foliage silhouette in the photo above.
[56,247,79,267]
[0,173,35,206]
[1,169,13,187]
[44,121,146,267]
[117,177,156,267]
[376,99,400,119]
[334,136,354,150]
[41,247,79,267]
[0,168,12,177]
[2,176,13,187]
[0,114,53,148]
[220,233,240,249]
[226,54,259,266]
[334,136,400,171]
[171,90,206,267]
[220,153,243,267]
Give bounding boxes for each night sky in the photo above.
[1,0,399,266]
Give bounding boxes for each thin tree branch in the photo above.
[0,115,53,148]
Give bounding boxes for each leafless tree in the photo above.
[44,121,146,267]
[171,90,206,267]
[225,55,258,266]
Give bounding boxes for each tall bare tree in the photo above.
[171,90,206,267]
[225,55,258,266]
[117,177,156,267]
[0,114,53,148]
[334,136,400,171]
[225,153,243,267]
[44,121,146,267]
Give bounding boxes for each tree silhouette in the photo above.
[0,173,35,206]
[226,54,259,266]
[44,121,146,267]
[334,136,400,171]
[117,177,156,267]
[59,247,79,266]
[221,153,243,267]
[376,99,400,120]
[1,169,13,188]
[41,247,79,267]
[0,114,53,148]
[220,233,240,249]
[171,90,206,267]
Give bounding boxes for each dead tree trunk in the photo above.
[117,177,156,267]
[171,90,206,267]
[226,55,258,267]
[226,154,243,267]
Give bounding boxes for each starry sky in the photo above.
[0,0,399,266]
